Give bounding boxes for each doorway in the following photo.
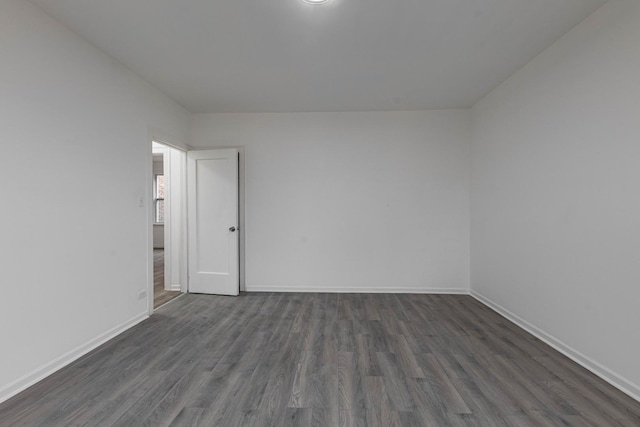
[151,141,187,309]
[147,141,245,312]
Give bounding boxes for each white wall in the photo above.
[192,111,470,293]
[470,0,640,399]
[0,0,190,402]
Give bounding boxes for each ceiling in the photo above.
[30,0,607,113]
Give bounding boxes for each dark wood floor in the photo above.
[1,293,639,426]
[154,248,182,309]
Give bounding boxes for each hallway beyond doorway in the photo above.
[153,248,181,309]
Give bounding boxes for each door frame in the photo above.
[146,134,246,314]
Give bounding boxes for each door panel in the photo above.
[187,149,239,296]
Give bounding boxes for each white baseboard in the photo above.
[169,283,182,292]
[470,290,640,403]
[245,285,469,294]
[0,312,149,405]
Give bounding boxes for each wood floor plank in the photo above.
[404,377,451,425]
[339,409,367,427]
[337,352,366,411]
[492,354,579,417]
[288,350,315,408]
[452,353,526,416]
[376,352,416,412]
[1,292,639,426]
[536,354,640,422]
[362,376,401,427]
[166,407,204,427]
[354,334,382,377]
[393,335,425,379]
[416,352,472,414]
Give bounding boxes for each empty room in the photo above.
[1,0,639,425]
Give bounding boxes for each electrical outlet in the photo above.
[137,290,147,300]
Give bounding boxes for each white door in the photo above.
[187,149,239,295]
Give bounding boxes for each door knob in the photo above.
[229,226,236,232]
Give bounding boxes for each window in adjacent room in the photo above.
[154,174,165,223]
